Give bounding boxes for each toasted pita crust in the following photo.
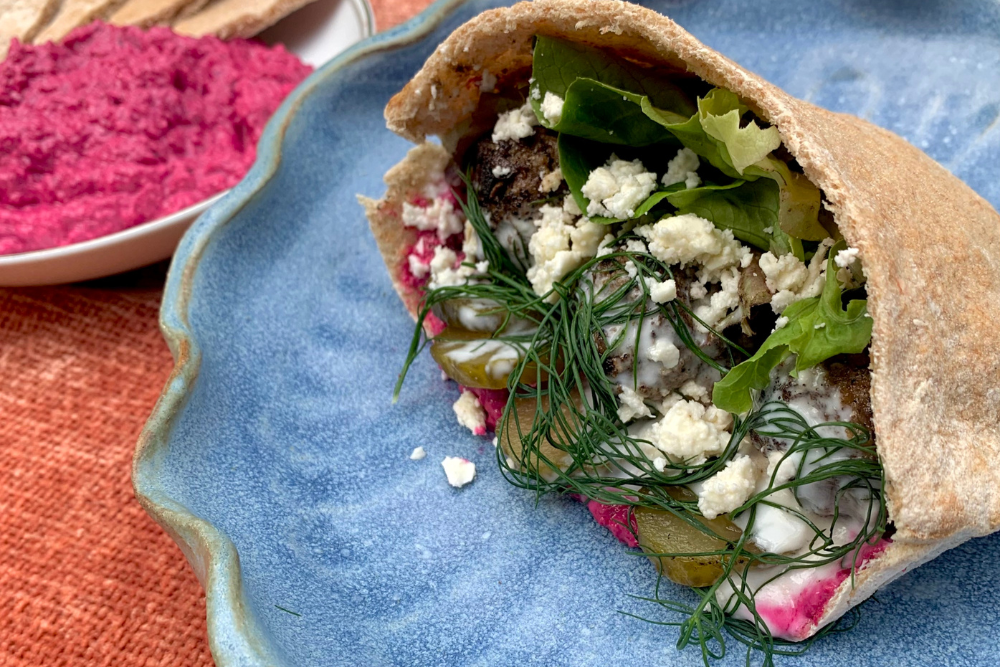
[34,0,128,44]
[367,0,1000,637]
[108,0,210,28]
[0,0,60,59]
[171,0,317,39]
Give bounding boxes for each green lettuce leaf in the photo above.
[711,242,873,414]
[745,158,827,241]
[697,89,781,174]
[530,35,695,127]
[554,79,682,146]
[669,179,793,254]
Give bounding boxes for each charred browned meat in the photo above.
[467,127,565,225]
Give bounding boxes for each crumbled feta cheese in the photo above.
[480,69,497,92]
[531,86,542,100]
[759,252,809,292]
[644,399,733,465]
[492,165,512,178]
[408,254,430,279]
[759,240,833,313]
[647,339,680,368]
[653,456,667,473]
[693,266,741,331]
[814,322,826,329]
[625,239,647,254]
[492,102,539,143]
[563,194,582,216]
[696,455,757,519]
[526,204,604,298]
[689,282,708,300]
[635,214,751,283]
[617,385,652,423]
[428,246,486,290]
[679,380,709,402]
[541,91,565,125]
[401,197,464,241]
[773,316,789,331]
[539,168,563,193]
[442,456,476,487]
[581,155,657,220]
[661,147,701,189]
[410,446,427,460]
[648,279,676,304]
[453,391,487,435]
[834,246,860,268]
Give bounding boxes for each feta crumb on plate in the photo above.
[442,456,476,487]
[410,446,426,460]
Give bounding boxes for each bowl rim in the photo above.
[131,1,468,665]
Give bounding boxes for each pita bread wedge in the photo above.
[171,0,317,39]
[34,0,128,44]
[0,0,60,59]
[364,0,1000,652]
[108,0,210,28]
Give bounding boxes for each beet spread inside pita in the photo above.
[361,1,1000,661]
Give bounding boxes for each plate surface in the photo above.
[136,1,1000,665]
[0,0,373,287]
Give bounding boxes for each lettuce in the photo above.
[530,36,696,129]
[711,242,873,414]
[532,37,826,247]
[555,79,681,147]
[669,179,794,255]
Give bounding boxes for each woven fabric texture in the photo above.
[0,3,430,665]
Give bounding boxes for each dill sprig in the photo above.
[394,182,887,667]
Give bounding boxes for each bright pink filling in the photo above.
[756,538,890,639]
[399,191,464,293]
[462,387,508,432]
[586,501,638,548]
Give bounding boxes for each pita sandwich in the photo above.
[362,0,1000,656]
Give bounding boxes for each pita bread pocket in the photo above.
[364,0,1000,658]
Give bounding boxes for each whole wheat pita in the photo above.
[364,0,1000,642]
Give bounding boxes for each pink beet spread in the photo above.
[463,387,508,432]
[0,22,311,255]
[755,538,890,640]
[586,501,638,547]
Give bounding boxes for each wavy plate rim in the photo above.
[131,2,466,665]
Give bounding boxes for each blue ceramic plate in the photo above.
[135,1,1000,665]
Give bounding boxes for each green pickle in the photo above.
[499,393,580,477]
[432,298,505,332]
[430,327,522,389]
[635,488,753,588]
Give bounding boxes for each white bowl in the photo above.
[0,0,374,287]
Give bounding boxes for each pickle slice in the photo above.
[635,500,751,588]
[499,392,581,479]
[432,298,506,332]
[430,327,523,389]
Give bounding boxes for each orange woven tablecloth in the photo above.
[0,2,429,665]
